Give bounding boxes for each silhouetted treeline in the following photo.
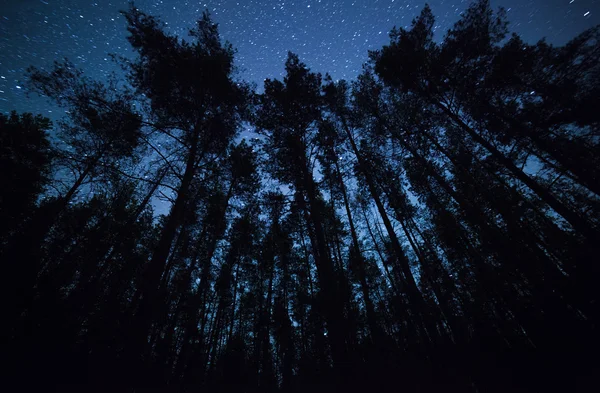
[2,1,599,391]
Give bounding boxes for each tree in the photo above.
[119,6,251,367]
[3,2,599,391]
[0,111,54,353]
[257,52,352,380]
[0,111,52,244]
[373,0,599,242]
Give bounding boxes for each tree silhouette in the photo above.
[1,2,599,392]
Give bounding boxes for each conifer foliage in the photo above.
[1,1,598,391]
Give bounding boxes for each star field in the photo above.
[0,0,598,117]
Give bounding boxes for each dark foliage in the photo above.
[1,1,599,391]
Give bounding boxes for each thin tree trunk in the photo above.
[341,119,429,338]
[334,158,379,340]
[432,98,599,242]
[130,130,200,374]
[361,203,400,297]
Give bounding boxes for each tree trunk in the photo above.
[130,130,200,375]
[341,120,430,341]
[334,158,380,341]
[432,98,599,242]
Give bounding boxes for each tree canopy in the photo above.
[1,1,599,391]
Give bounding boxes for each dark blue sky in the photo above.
[1,0,598,117]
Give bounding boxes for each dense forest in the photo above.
[1,0,599,391]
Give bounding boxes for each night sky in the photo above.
[0,0,598,118]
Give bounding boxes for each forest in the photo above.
[1,0,599,391]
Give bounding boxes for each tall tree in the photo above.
[120,7,251,365]
[0,112,53,245]
[257,52,352,379]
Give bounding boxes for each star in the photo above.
[0,1,596,117]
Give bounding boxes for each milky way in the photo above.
[0,0,598,117]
